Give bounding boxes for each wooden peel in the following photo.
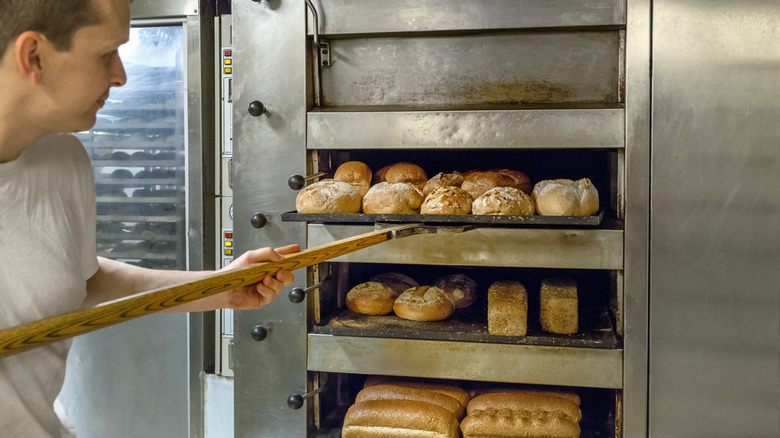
[0,223,433,359]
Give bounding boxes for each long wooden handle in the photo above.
[0,224,416,359]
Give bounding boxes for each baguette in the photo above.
[342,399,459,438]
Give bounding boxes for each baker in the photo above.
[0,1,298,436]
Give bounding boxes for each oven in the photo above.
[230,1,650,436]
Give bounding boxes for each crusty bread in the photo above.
[423,172,465,196]
[372,164,392,185]
[492,168,533,194]
[334,161,372,197]
[362,182,424,214]
[363,377,471,409]
[461,171,517,200]
[369,272,419,296]
[433,273,478,309]
[466,392,582,423]
[540,277,578,334]
[487,281,528,336]
[421,186,474,215]
[460,408,581,438]
[295,179,362,213]
[394,286,455,322]
[469,387,581,407]
[472,187,535,216]
[355,384,465,420]
[342,399,460,438]
[346,281,398,316]
[383,162,428,191]
[531,178,599,216]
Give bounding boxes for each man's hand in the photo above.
[219,244,300,309]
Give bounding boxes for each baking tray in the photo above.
[313,304,620,349]
[282,209,604,227]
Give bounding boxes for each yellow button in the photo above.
[225,249,233,255]
[224,67,232,74]
[224,241,233,247]
[224,59,232,65]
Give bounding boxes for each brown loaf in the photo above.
[372,164,392,185]
[334,161,372,197]
[492,168,533,194]
[294,179,362,213]
[342,399,460,438]
[363,377,471,409]
[461,171,518,199]
[540,277,579,334]
[383,162,428,191]
[472,187,536,216]
[531,178,599,216]
[393,286,455,321]
[421,186,474,215]
[460,409,581,438]
[433,273,478,309]
[362,182,424,214]
[466,392,582,423]
[346,281,398,316]
[487,281,528,336]
[469,387,581,407]
[355,384,465,420]
[369,272,419,296]
[422,172,465,196]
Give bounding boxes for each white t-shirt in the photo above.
[0,134,99,437]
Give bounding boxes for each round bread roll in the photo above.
[472,187,536,216]
[295,179,362,213]
[369,272,419,296]
[334,161,372,197]
[372,164,392,185]
[492,168,532,194]
[420,186,473,215]
[433,273,478,308]
[346,281,398,315]
[422,172,465,196]
[461,171,517,200]
[383,162,428,191]
[394,286,454,322]
[532,178,599,216]
[362,182,424,214]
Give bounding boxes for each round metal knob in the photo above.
[288,287,306,303]
[247,100,266,117]
[250,325,268,342]
[287,393,304,410]
[288,175,305,190]
[250,212,268,229]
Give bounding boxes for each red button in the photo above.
[225,232,233,238]
[224,49,232,57]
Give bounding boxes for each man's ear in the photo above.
[14,31,46,84]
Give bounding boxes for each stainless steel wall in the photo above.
[650,1,780,436]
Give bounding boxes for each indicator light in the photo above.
[224,67,232,74]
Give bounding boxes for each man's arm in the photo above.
[84,245,299,313]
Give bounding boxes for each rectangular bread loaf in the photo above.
[342,399,459,438]
[487,281,527,336]
[540,277,578,334]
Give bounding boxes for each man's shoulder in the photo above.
[27,133,90,164]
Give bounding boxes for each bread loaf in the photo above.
[461,171,517,199]
[487,281,528,336]
[334,161,372,197]
[383,162,428,191]
[433,273,478,309]
[342,399,460,438]
[470,387,581,407]
[472,187,535,216]
[394,286,455,322]
[372,164,392,185]
[362,182,424,214]
[492,168,532,194]
[466,392,582,423]
[346,281,398,316]
[460,409,581,438]
[421,186,473,215]
[423,172,465,196]
[295,179,362,214]
[355,384,465,420]
[531,178,599,216]
[363,377,471,409]
[540,277,578,334]
[369,272,419,296]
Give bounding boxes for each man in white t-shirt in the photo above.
[0,1,298,436]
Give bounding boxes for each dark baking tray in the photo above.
[313,304,620,349]
[282,209,604,226]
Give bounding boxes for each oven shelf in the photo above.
[283,210,604,227]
